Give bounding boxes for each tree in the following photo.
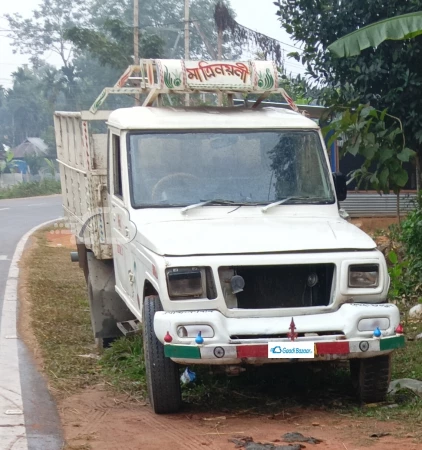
[328,11,422,58]
[214,1,282,64]
[322,105,415,194]
[80,0,241,60]
[5,0,89,68]
[274,0,422,180]
[0,66,56,150]
[24,153,45,175]
[65,19,165,71]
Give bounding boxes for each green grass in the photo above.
[100,335,146,399]
[393,324,422,380]
[0,178,61,199]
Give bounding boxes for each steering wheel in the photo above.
[151,172,200,202]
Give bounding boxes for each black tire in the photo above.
[350,355,392,403]
[143,295,182,414]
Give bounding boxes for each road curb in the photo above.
[0,218,61,450]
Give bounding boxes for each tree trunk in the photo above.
[416,154,421,192]
[217,26,223,106]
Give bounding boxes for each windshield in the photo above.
[128,131,335,208]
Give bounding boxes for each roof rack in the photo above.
[89,59,301,114]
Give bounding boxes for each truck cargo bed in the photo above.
[55,111,112,259]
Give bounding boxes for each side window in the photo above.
[112,134,123,198]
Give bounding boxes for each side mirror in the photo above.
[333,172,347,201]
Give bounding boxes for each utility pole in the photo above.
[193,20,217,59]
[184,0,190,106]
[134,0,140,106]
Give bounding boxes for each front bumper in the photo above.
[154,303,404,364]
[163,334,405,364]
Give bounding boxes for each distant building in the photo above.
[10,138,48,175]
[10,137,48,159]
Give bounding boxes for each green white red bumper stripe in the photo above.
[164,335,405,360]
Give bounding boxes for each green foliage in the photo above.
[100,336,146,395]
[399,193,422,258]
[0,151,17,174]
[279,73,317,105]
[0,65,60,151]
[0,179,61,199]
[44,158,57,177]
[387,250,411,304]
[273,0,422,163]
[328,12,422,58]
[23,153,46,175]
[385,192,422,306]
[5,0,89,68]
[322,105,416,193]
[214,1,282,64]
[65,19,165,70]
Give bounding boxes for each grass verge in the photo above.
[100,335,146,398]
[24,227,100,396]
[0,178,61,199]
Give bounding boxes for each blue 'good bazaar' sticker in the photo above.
[268,342,315,359]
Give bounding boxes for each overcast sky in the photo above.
[0,0,305,89]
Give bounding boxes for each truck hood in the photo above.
[135,216,375,256]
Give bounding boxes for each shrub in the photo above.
[0,178,61,199]
[387,191,422,308]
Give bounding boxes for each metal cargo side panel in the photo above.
[86,171,112,259]
[89,134,112,259]
[55,112,111,259]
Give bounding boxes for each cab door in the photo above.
[108,131,135,303]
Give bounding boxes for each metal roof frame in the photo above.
[89,59,305,115]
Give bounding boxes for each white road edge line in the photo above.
[0,218,61,450]
[0,208,10,211]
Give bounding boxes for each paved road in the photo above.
[0,195,63,450]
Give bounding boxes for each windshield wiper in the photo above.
[261,196,328,213]
[181,199,240,214]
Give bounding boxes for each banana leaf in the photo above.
[328,11,422,58]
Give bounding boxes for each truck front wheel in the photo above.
[143,295,182,414]
[350,355,392,403]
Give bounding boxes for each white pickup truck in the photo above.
[55,59,404,414]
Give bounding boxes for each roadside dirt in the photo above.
[61,386,420,450]
[45,227,76,248]
[350,217,399,235]
[18,224,422,450]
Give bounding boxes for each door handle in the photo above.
[125,227,130,238]
[128,270,135,285]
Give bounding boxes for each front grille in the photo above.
[230,331,344,340]
[219,264,335,309]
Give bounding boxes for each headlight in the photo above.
[348,264,379,288]
[166,267,206,299]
